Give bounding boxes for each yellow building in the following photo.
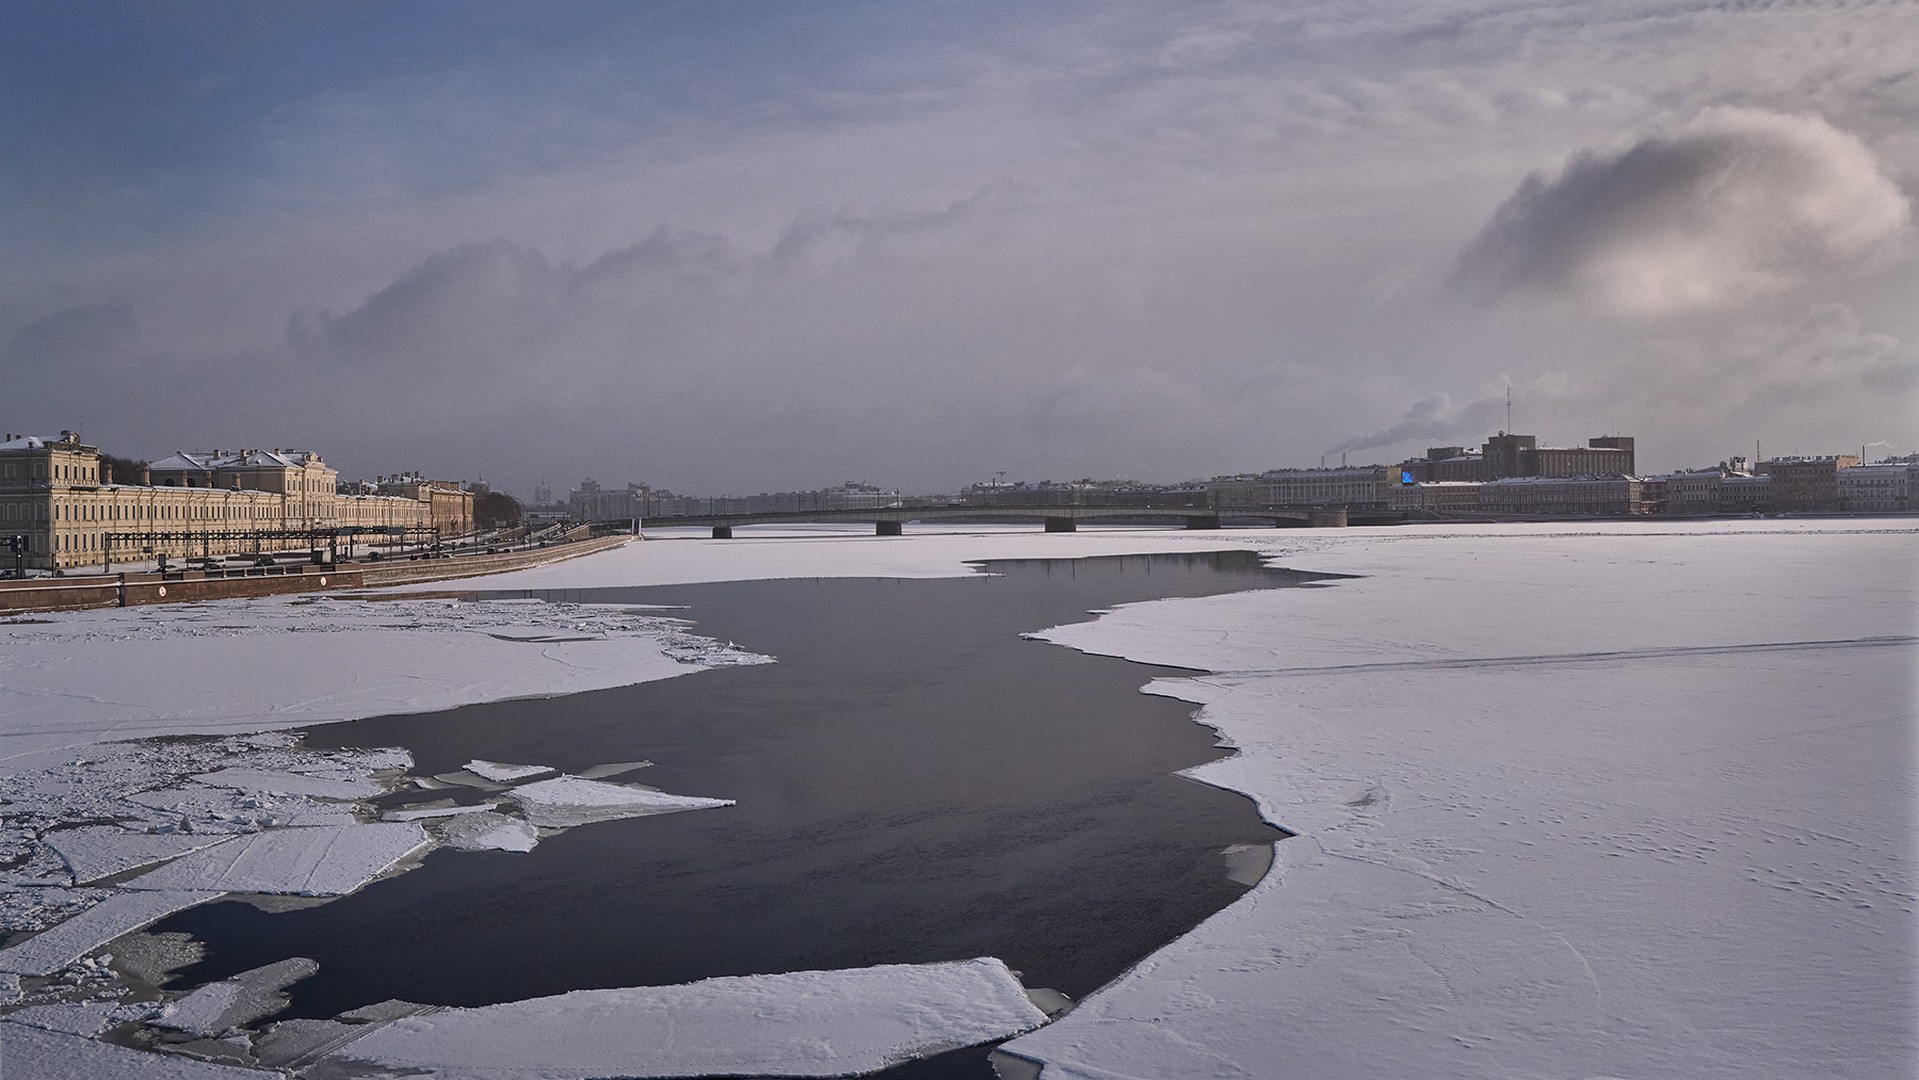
[1,432,475,572]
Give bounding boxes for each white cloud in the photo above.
[1457,107,1913,315]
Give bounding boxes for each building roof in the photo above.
[147,452,216,473]
[1483,474,1637,485]
[150,449,317,472]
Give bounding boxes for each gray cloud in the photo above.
[1325,392,1507,456]
[9,4,1919,492]
[1457,108,1912,315]
[3,303,136,370]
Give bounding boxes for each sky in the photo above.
[3,0,1915,498]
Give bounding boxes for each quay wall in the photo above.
[0,536,629,615]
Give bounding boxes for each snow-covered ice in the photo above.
[464,759,555,782]
[156,957,318,1036]
[382,802,499,821]
[43,828,232,886]
[0,999,155,1037]
[190,767,387,800]
[322,957,1050,1079]
[0,1020,270,1078]
[506,775,736,828]
[437,812,540,853]
[124,823,429,896]
[0,595,767,770]
[998,522,1918,1079]
[0,890,223,977]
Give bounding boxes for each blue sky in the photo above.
[4,1,1915,496]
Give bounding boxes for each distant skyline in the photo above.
[4,1,1915,496]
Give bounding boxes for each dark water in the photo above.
[160,551,1331,1074]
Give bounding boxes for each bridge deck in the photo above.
[623,504,1383,534]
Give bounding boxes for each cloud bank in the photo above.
[1457,108,1912,316]
[5,3,1918,490]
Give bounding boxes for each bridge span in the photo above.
[619,504,1372,538]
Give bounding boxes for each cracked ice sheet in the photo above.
[1003,522,1919,1079]
[0,890,224,976]
[324,957,1049,1079]
[124,823,428,896]
[0,595,767,770]
[0,1021,268,1079]
[43,827,234,885]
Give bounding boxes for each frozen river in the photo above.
[2,520,1914,1079]
[153,553,1308,1063]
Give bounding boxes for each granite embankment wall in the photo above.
[0,536,629,615]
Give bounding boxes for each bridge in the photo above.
[617,503,1377,538]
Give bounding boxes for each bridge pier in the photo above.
[875,520,904,536]
[1043,517,1077,533]
[1307,507,1349,528]
[712,525,733,539]
[1183,515,1222,530]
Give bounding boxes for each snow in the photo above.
[0,890,224,977]
[157,958,318,1036]
[322,957,1050,1079]
[506,775,735,828]
[2,518,1911,1077]
[124,823,429,896]
[438,812,540,853]
[0,595,767,770]
[43,827,233,885]
[2,1000,156,1037]
[389,522,1260,591]
[464,759,555,782]
[997,522,1918,1079]
[382,802,499,821]
[190,767,387,800]
[0,1020,271,1079]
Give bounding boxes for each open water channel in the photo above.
[159,549,1337,1077]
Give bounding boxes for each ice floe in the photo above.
[42,828,232,886]
[381,802,499,821]
[156,957,318,1037]
[0,1021,269,1079]
[505,775,736,828]
[190,767,387,800]
[464,759,555,782]
[1,998,156,1037]
[0,890,224,977]
[322,957,1050,1079]
[0,717,731,1036]
[124,823,429,896]
[437,812,540,853]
